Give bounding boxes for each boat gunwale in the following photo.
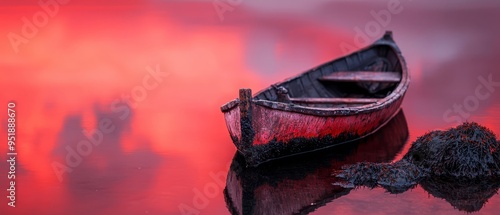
[220,32,410,117]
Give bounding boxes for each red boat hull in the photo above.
[223,95,404,166]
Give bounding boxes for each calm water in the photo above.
[1,1,500,214]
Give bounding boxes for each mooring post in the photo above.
[239,88,254,147]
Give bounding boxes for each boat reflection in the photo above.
[224,110,409,215]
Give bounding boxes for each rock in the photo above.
[403,122,500,178]
[335,122,499,190]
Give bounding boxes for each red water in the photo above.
[0,1,500,214]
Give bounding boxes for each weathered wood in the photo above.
[319,71,401,83]
[307,69,332,98]
[383,31,393,40]
[289,97,378,104]
[300,73,321,98]
[221,31,410,166]
[273,86,291,103]
[239,89,254,147]
[239,89,252,118]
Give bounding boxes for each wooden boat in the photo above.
[221,31,410,166]
[224,110,409,215]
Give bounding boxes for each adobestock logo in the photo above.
[213,0,243,21]
[7,0,70,54]
[339,0,412,54]
[443,74,500,124]
[178,159,244,215]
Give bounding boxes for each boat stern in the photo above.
[221,89,256,160]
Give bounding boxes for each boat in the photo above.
[224,110,409,215]
[221,31,410,166]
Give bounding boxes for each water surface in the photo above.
[1,1,500,214]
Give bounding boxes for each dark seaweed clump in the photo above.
[404,122,500,178]
[335,122,500,191]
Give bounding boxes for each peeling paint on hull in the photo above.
[223,96,404,166]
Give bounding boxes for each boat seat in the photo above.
[289,97,378,104]
[319,71,401,83]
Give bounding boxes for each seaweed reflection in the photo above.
[420,177,500,212]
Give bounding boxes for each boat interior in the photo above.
[253,44,404,108]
